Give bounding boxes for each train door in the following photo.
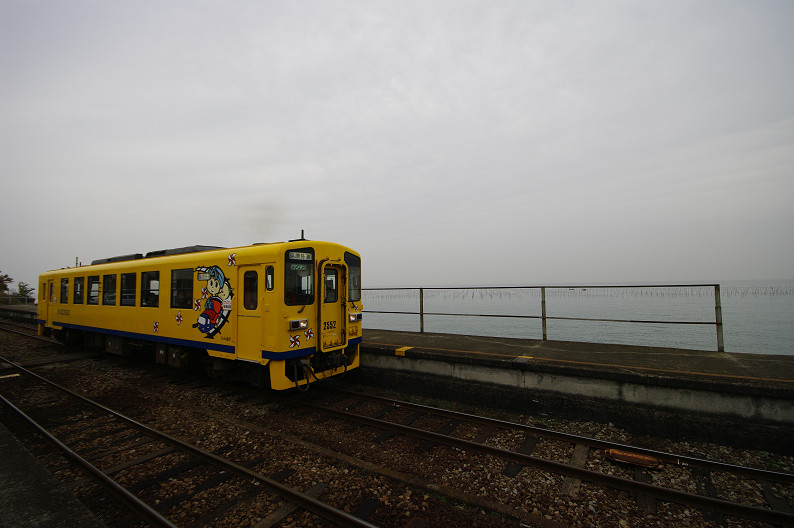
[319,261,347,351]
[47,279,57,323]
[237,266,263,362]
[37,280,49,330]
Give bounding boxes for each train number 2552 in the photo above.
[323,321,337,330]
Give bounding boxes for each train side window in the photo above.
[141,271,159,307]
[60,278,69,304]
[87,276,100,305]
[102,275,117,305]
[265,266,274,291]
[243,271,258,310]
[324,268,338,303]
[120,273,136,306]
[49,282,55,302]
[170,269,193,309]
[73,277,84,304]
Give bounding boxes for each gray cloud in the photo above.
[2,1,793,290]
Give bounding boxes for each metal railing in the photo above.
[363,284,725,352]
[0,296,35,305]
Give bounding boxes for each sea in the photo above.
[361,280,794,356]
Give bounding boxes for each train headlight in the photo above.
[289,319,309,331]
[349,313,362,323]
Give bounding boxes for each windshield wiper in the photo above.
[298,295,312,313]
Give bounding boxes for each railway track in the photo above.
[0,355,379,528]
[2,319,793,526]
[0,319,52,340]
[292,388,794,526]
[0,321,100,369]
[0,330,523,527]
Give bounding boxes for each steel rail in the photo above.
[0,320,38,331]
[325,388,794,484]
[299,400,794,525]
[0,394,179,528]
[0,324,59,344]
[0,355,380,528]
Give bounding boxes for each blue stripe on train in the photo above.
[49,322,363,360]
[52,321,236,354]
[260,335,362,360]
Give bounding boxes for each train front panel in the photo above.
[264,242,362,390]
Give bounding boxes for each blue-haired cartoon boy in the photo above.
[194,265,233,337]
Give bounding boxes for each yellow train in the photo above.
[37,239,362,390]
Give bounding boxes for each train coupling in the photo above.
[311,350,350,372]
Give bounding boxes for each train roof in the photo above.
[41,239,358,276]
[91,245,225,265]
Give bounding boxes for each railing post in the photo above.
[714,284,724,352]
[419,288,424,333]
[541,287,547,341]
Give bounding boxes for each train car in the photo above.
[37,239,362,390]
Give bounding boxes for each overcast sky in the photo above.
[2,0,792,291]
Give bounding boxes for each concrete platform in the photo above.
[0,421,105,528]
[0,304,37,312]
[0,305,39,324]
[359,329,794,424]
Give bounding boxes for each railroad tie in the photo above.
[633,467,657,513]
[351,497,381,521]
[690,467,725,526]
[560,444,590,497]
[102,446,177,476]
[502,434,540,478]
[252,481,327,528]
[760,479,794,515]
[374,411,423,443]
[415,419,462,453]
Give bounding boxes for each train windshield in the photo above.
[345,252,361,302]
[285,248,314,306]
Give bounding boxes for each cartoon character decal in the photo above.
[193,265,233,338]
